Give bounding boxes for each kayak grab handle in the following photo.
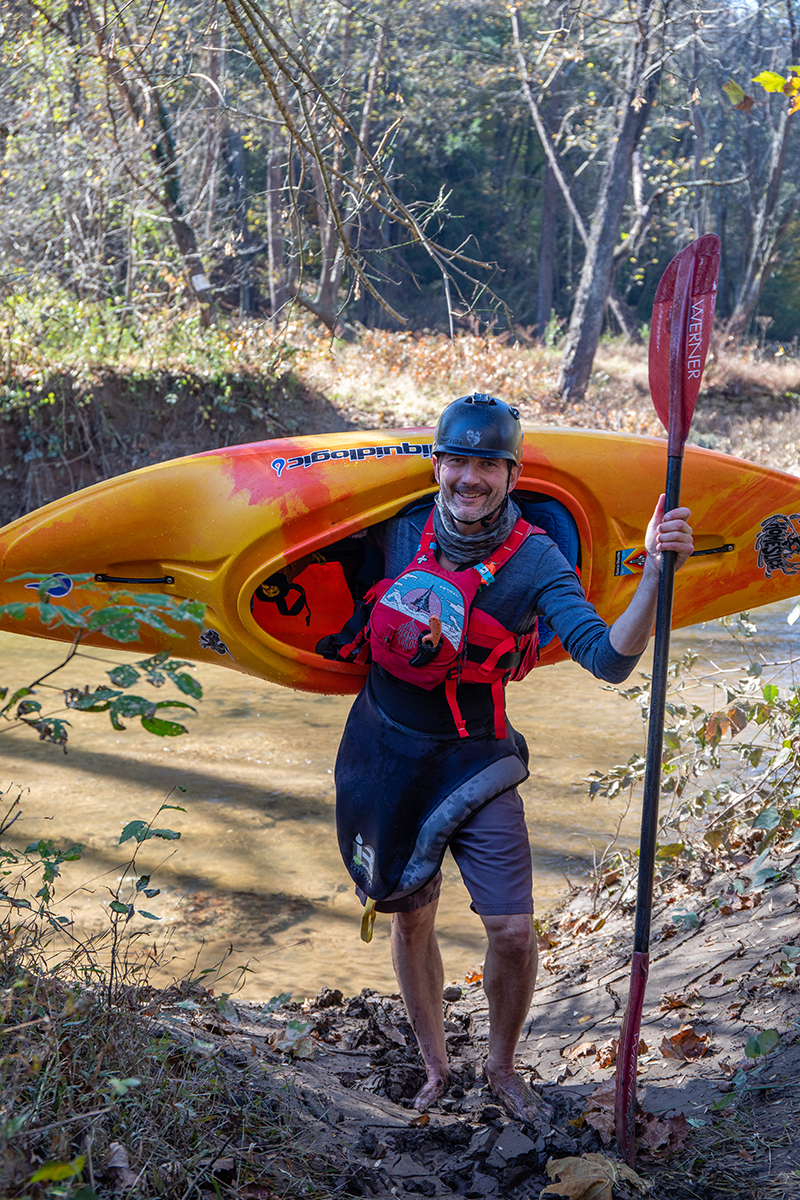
[95,573,175,585]
[690,544,734,558]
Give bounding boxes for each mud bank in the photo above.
[0,368,352,525]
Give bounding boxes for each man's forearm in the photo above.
[608,500,694,656]
[608,567,661,657]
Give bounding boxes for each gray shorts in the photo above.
[367,788,533,916]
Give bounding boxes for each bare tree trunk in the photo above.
[725,110,798,339]
[556,0,658,402]
[202,14,223,244]
[689,32,707,239]
[223,123,251,315]
[724,0,798,338]
[81,0,216,326]
[512,13,644,350]
[297,20,387,331]
[266,119,287,322]
[535,86,559,339]
[536,158,556,339]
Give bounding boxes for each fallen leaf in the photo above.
[269,1019,315,1059]
[211,1157,235,1173]
[593,1038,618,1069]
[582,1080,616,1143]
[541,1152,647,1199]
[659,1024,710,1061]
[409,1112,429,1127]
[660,987,701,1010]
[639,1110,689,1153]
[564,1040,597,1061]
[464,969,483,983]
[378,1023,406,1046]
[103,1142,138,1189]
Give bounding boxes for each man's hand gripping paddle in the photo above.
[614,235,720,1166]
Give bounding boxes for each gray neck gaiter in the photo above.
[432,492,520,566]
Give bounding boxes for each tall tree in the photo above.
[723,0,800,338]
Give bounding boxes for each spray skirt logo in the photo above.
[755,512,800,578]
[380,570,465,650]
[352,833,376,887]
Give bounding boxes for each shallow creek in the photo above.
[1,599,797,1000]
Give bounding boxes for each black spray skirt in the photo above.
[335,677,530,904]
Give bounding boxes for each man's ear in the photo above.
[508,461,523,490]
[432,453,440,483]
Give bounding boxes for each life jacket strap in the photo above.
[477,633,519,675]
[445,676,470,739]
[492,677,508,740]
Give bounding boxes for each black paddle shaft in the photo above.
[633,454,684,955]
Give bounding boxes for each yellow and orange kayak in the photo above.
[1,427,800,693]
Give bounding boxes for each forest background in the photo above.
[3,4,800,1198]
[1,0,799,432]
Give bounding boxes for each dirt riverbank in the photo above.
[137,853,800,1200]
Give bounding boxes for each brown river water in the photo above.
[2,600,798,1000]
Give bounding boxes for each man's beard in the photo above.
[439,478,508,527]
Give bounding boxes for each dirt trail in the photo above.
[151,858,800,1200]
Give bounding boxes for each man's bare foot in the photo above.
[485,1069,552,1123]
[412,1073,450,1111]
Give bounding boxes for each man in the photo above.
[333,393,694,1120]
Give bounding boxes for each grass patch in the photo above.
[0,793,355,1199]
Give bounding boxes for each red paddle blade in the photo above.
[649,234,720,456]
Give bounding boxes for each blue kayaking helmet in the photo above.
[433,393,523,466]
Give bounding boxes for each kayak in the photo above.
[1,427,800,694]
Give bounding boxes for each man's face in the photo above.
[433,453,521,528]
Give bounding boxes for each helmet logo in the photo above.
[465,429,482,447]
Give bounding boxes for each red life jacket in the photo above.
[361,512,543,740]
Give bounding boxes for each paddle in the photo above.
[614,234,720,1166]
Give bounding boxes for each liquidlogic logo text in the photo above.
[271,442,433,478]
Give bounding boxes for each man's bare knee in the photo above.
[482,913,536,961]
[391,901,438,947]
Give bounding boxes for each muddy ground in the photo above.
[149,849,800,1200]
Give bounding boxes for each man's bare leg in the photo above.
[480,912,542,1121]
[391,901,450,1109]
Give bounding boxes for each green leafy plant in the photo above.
[583,612,800,944]
[1,576,206,748]
[712,1027,782,1111]
[588,614,800,884]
